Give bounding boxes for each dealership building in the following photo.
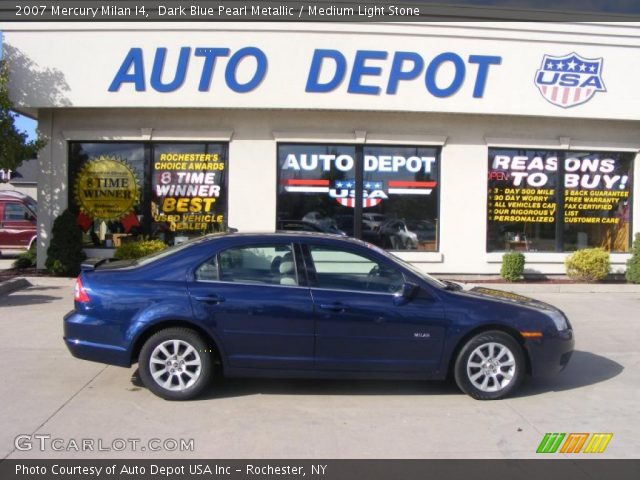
[2,21,639,274]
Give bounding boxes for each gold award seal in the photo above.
[74,155,140,221]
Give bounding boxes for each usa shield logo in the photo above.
[281,178,436,208]
[534,52,606,108]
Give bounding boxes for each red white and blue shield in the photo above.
[534,52,606,108]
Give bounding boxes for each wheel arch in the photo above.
[447,324,532,378]
[130,320,223,368]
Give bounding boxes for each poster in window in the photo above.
[152,145,227,236]
[562,153,633,252]
[487,150,559,252]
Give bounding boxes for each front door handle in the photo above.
[193,294,225,304]
[319,303,349,312]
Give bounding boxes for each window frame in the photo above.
[67,140,230,240]
[486,147,634,253]
[276,142,442,252]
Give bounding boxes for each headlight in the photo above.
[547,310,569,331]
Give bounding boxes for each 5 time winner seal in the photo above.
[75,156,140,221]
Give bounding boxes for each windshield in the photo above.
[392,255,448,289]
[364,241,448,289]
[26,198,37,214]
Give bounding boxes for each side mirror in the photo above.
[393,282,420,306]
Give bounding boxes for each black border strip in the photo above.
[2,1,640,22]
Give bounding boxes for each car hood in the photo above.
[462,286,559,313]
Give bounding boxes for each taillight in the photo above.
[74,276,91,303]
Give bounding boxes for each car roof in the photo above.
[0,190,33,200]
[201,231,368,246]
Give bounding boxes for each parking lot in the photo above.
[0,277,638,459]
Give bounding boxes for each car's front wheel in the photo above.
[138,328,213,400]
[454,330,525,400]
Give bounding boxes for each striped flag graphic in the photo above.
[388,180,437,195]
[282,179,330,193]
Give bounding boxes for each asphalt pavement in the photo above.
[0,277,638,459]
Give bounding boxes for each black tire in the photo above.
[138,328,213,400]
[454,330,525,400]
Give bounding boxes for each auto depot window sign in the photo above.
[281,151,437,208]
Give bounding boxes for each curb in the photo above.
[0,277,31,297]
[462,282,640,294]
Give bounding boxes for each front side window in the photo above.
[308,246,404,294]
[277,144,440,252]
[3,203,32,221]
[218,245,297,286]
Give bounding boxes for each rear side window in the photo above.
[215,244,298,286]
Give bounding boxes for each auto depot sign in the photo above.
[4,25,639,119]
[108,46,502,99]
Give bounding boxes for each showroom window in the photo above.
[69,142,228,247]
[277,144,440,251]
[487,148,633,252]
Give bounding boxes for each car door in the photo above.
[188,242,315,370]
[303,242,447,374]
[0,202,36,250]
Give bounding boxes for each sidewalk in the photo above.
[460,281,640,294]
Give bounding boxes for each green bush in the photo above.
[565,247,610,282]
[114,239,167,260]
[13,247,36,269]
[626,233,640,284]
[45,209,86,276]
[500,251,525,282]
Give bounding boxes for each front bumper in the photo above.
[64,311,131,367]
[525,328,574,376]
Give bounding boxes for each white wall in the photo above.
[3,23,640,121]
[34,107,640,274]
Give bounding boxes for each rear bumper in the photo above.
[526,328,575,377]
[64,311,131,367]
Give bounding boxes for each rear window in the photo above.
[133,234,223,267]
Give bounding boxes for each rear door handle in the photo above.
[193,294,225,304]
[319,303,349,312]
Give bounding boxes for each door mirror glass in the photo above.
[393,282,420,306]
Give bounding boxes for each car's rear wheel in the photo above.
[138,328,212,400]
[454,330,524,400]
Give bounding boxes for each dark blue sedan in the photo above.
[64,233,574,400]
